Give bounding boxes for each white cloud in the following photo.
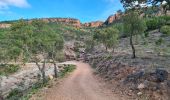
[0,0,30,9]
[0,0,30,16]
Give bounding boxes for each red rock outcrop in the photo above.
[104,13,121,25]
[40,18,81,27]
[83,21,103,27]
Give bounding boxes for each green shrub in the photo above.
[60,65,76,77]
[155,38,164,45]
[6,80,48,100]
[7,88,22,99]
[144,32,149,37]
[146,16,169,30]
[160,25,170,35]
[146,18,159,30]
[0,64,20,76]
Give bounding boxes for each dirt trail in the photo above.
[32,61,122,100]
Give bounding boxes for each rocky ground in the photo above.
[0,63,66,99]
[80,30,170,100]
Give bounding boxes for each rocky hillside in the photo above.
[37,18,81,27]
[82,29,170,100]
[83,21,104,27]
[0,13,121,29]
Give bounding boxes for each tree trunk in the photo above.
[42,70,46,83]
[35,59,47,84]
[42,59,47,84]
[112,47,115,53]
[106,46,108,51]
[53,59,58,78]
[130,33,136,58]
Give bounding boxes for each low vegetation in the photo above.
[0,64,20,76]
[6,64,76,100]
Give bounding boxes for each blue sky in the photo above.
[0,0,123,23]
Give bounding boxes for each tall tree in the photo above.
[48,34,64,78]
[123,11,146,58]
[104,28,119,53]
[31,19,64,81]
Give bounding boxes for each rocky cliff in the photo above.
[83,21,104,27]
[37,18,81,28]
[104,13,121,25]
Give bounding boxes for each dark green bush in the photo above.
[144,32,149,37]
[160,25,170,35]
[155,38,164,45]
[7,88,22,99]
[146,18,159,30]
[146,16,170,30]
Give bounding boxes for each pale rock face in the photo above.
[28,18,81,28]
[83,21,103,27]
[40,18,81,28]
[0,24,11,28]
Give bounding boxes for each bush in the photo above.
[7,88,22,99]
[146,16,169,30]
[155,38,164,45]
[0,64,20,76]
[160,25,170,35]
[60,64,76,77]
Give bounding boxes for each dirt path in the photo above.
[31,61,122,100]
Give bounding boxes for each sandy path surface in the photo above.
[31,61,121,100]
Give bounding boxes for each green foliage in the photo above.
[160,25,170,35]
[113,23,125,37]
[5,64,75,100]
[54,51,65,62]
[6,80,48,100]
[0,64,20,76]
[60,65,76,77]
[7,19,34,62]
[123,11,146,58]
[155,38,164,45]
[7,88,22,100]
[123,11,146,36]
[146,17,167,30]
[144,32,149,37]
[2,19,64,83]
[85,37,96,52]
[93,27,119,51]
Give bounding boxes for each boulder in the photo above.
[155,69,168,82]
[124,71,145,83]
[137,83,145,89]
[137,92,143,96]
[48,74,54,80]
